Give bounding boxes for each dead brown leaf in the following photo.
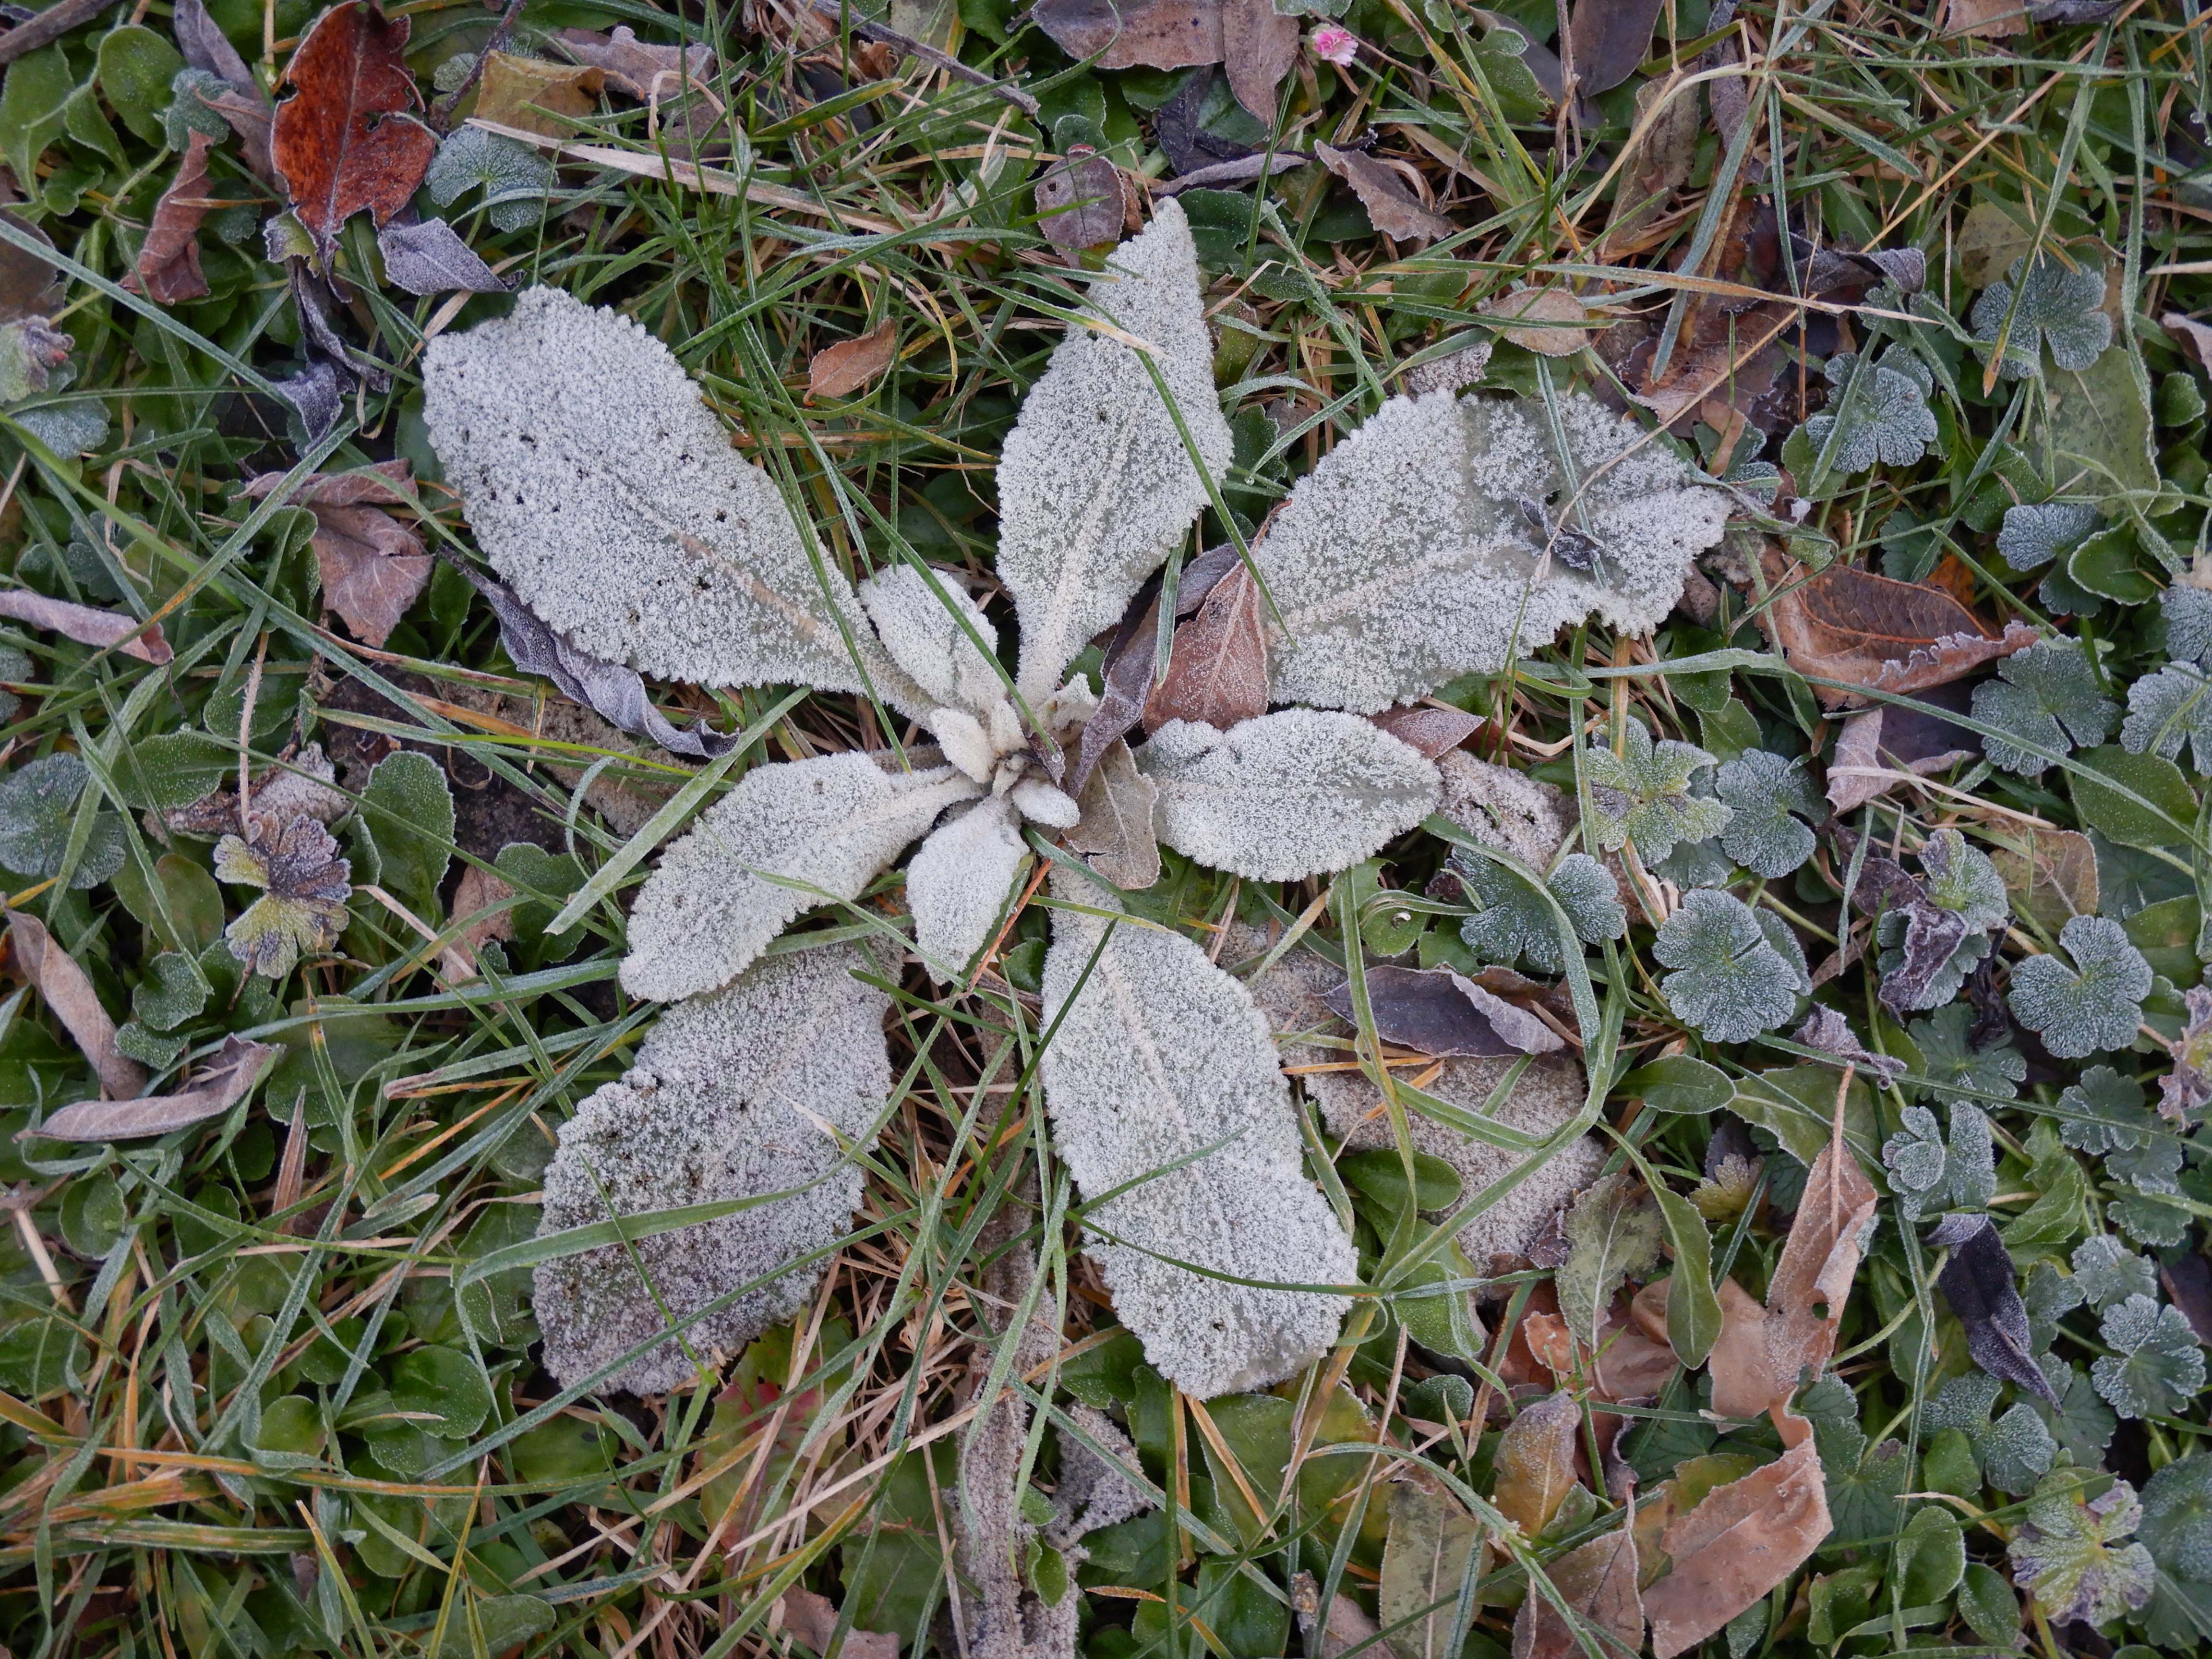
[807,320,899,401]
[1755,546,2038,709]
[1642,1426,1827,1659]
[270,0,440,267]
[0,209,64,325]
[1145,564,1269,730]
[775,1587,898,1659]
[1313,143,1454,244]
[0,590,171,664]
[1822,701,1978,814]
[1481,288,1594,357]
[451,863,517,956]
[1566,0,1666,100]
[1940,0,2026,37]
[2163,311,2212,372]
[4,910,146,1102]
[1492,1389,1582,1535]
[33,1036,279,1141]
[474,51,602,137]
[1068,737,1162,890]
[1222,0,1298,120]
[1368,704,1482,759]
[1030,0,1226,70]
[243,460,432,649]
[553,25,713,99]
[1988,827,2097,928]
[1514,1519,1643,1659]
[1036,151,1132,252]
[1604,76,1699,250]
[133,131,219,306]
[167,744,349,838]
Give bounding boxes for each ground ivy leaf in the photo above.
[1997,499,2103,571]
[2122,663,2212,773]
[1583,718,1730,863]
[1881,1106,1947,1219]
[2092,1294,2208,1419]
[2071,1234,2159,1311]
[1982,1401,2059,1495]
[2007,914,2154,1059]
[2140,1454,2212,1581]
[2161,585,2212,669]
[1713,749,1820,878]
[1908,1003,2025,1108]
[1455,850,1623,974]
[0,751,125,888]
[1973,253,2115,378]
[1653,888,1803,1043]
[1973,638,2118,777]
[2036,1355,2118,1469]
[2113,1190,2194,1248]
[1801,348,1938,472]
[2009,1470,2156,1625]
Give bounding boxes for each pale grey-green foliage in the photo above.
[1139,712,1440,882]
[1973,254,2113,378]
[0,752,123,886]
[1456,851,1623,974]
[622,754,982,1001]
[2008,915,2154,1059]
[1039,880,1357,1398]
[132,951,208,1033]
[1250,390,1730,712]
[1882,1105,1947,1219]
[0,644,28,724]
[1974,639,2118,776]
[1983,1403,2060,1496]
[906,796,1028,985]
[1997,501,2102,571]
[1922,829,2011,934]
[2162,585,2212,669]
[423,126,552,232]
[1910,1003,2026,1108]
[1801,349,1938,473]
[2072,1235,2159,1312]
[1714,749,1820,877]
[1653,888,1803,1043]
[423,286,916,707]
[2094,1295,2206,1419]
[2057,1066,2182,1194]
[994,202,1234,702]
[534,944,892,1395]
[2122,663,2212,773]
[1583,719,1730,863]
[858,563,1005,715]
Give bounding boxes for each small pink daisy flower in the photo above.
[1309,23,1359,65]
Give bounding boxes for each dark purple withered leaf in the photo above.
[1322,964,1563,1058]
[1931,1212,2060,1406]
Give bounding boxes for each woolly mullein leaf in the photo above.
[1652,888,1803,1043]
[857,563,1006,716]
[533,943,892,1395]
[1455,851,1625,974]
[1249,390,1730,713]
[1997,499,2103,572]
[1800,349,1938,473]
[621,754,983,1002]
[994,202,1234,703]
[2092,1295,2207,1420]
[422,287,919,708]
[1038,878,1358,1399]
[905,796,1028,985]
[2007,915,2154,1060]
[2122,663,2212,773]
[2160,585,2212,669]
[1584,719,1730,863]
[1973,639,2119,776]
[2071,1235,2159,1312]
[1713,749,1821,877]
[1138,711,1440,882]
[1972,254,2114,379]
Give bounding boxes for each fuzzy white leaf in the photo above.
[1041,879,1357,1398]
[533,943,891,1395]
[857,563,1004,714]
[1251,390,1731,712]
[995,202,1235,702]
[622,754,981,1002]
[924,707,998,785]
[907,796,1027,984]
[424,287,919,707]
[1139,711,1441,881]
[1010,779,1081,829]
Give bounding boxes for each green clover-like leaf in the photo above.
[425,126,555,234]
[1909,1003,2026,1108]
[2092,1294,2206,1419]
[2070,1234,2158,1312]
[1972,253,2114,379]
[2009,1472,2156,1626]
[1996,500,2102,571]
[132,950,209,1033]
[2122,663,2212,773]
[1982,1401,2059,1496]
[1973,639,2118,777]
[2162,585,2212,670]
[0,752,125,888]
[1881,1105,1947,1219]
[1802,349,1938,472]
[1714,749,1821,878]
[1454,850,1624,975]
[1652,888,1803,1043]
[1583,719,1729,864]
[2140,1454,2212,1583]
[2007,914,2152,1060]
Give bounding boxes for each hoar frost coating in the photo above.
[1040,879,1357,1398]
[534,944,892,1395]
[1252,390,1731,712]
[995,200,1235,703]
[423,286,916,708]
[1140,711,1442,882]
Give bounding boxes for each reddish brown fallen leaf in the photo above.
[1145,564,1269,731]
[1565,0,1667,99]
[1493,1389,1583,1535]
[1522,1307,1576,1379]
[1593,1301,1678,1402]
[1031,0,1226,70]
[0,589,171,663]
[1322,964,1563,1058]
[1756,545,2038,709]
[1514,1516,1643,1659]
[1940,0,2026,36]
[2164,311,2212,371]
[243,460,431,648]
[4,910,146,1102]
[0,209,64,324]
[474,51,603,137]
[1036,150,1132,252]
[1642,1425,1827,1659]
[1369,704,1482,759]
[33,1036,279,1142]
[553,25,712,99]
[1222,0,1298,120]
[1313,142,1453,243]
[271,0,440,266]
[776,1587,898,1658]
[1988,826,2098,928]
[133,131,220,305]
[807,320,899,401]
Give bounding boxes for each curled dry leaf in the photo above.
[1514,1518,1643,1659]
[553,25,713,99]
[1756,546,2039,709]
[1321,963,1564,1058]
[1037,150,1133,252]
[4,909,147,1102]
[34,1036,279,1141]
[1312,143,1454,243]
[2164,311,2212,372]
[271,0,440,266]
[1823,697,1979,813]
[1492,1389,1583,1534]
[1642,1424,1827,1659]
[775,1590,897,1659]
[1565,0,1666,99]
[807,319,899,402]
[1481,288,1594,357]
[1222,0,1300,120]
[474,51,603,138]
[0,589,172,663]
[1369,704,1483,759]
[1144,564,1269,731]
[167,744,348,837]
[375,216,508,298]
[244,461,432,649]
[1988,826,2098,927]
[1605,75,1699,248]
[1068,736,1162,889]
[134,131,219,306]
[1931,1211,2060,1405]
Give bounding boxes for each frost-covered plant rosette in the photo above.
[422,200,1731,1399]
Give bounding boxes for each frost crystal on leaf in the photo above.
[1973,638,2119,777]
[534,944,891,1395]
[1140,712,1440,882]
[1038,883,1358,1398]
[2007,915,2154,1060]
[2122,663,2212,773]
[1981,1403,2059,1496]
[994,201,1234,702]
[1714,749,1821,878]
[1584,719,1730,864]
[1653,889,1803,1044]
[1910,1004,2026,1108]
[1250,391,1730,712]
[2071,1235,2159,1312]
[422,286,914,706]
[1972,254,2114,379]
[2092,1296,2207,1420]
[1882,1106,1948,1219]
[2009,1472,2156,1625]
[1455,851,1624,975]
[858,563,1006,716]
[2058,1065,2182,1194]
[215,815,353,978]
[2161,585,2212,670]
[906,796,1028,984]
[1874,830,2008,1013]
[1997,501,2103,571]
[0,752,124,888]
[622,755,981,1002]
[1800,349,1938,473]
